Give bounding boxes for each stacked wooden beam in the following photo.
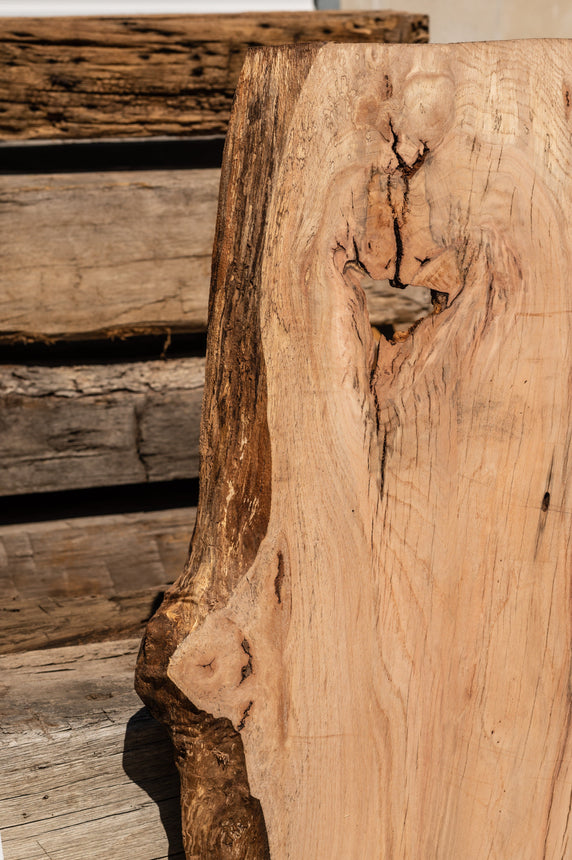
[0,11,428,859]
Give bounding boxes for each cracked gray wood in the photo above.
[0,169,220,342]
[0,358,203,495]
[138,41,572,858]
[0,507,196,653]
[0,639,183,860]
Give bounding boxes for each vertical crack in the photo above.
[379,431,388,498]
[387,118,429,291]
[274,551,285,604]
[134,403,151,481]
[240,639,253,683]
[237,701,254,731]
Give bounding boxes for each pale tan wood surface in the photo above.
[137,41,572,858]
[0,358,204,495]
[0,169,430,342]
[0,169,219,341]
[0,11,428,142]
[0,507,196,653]
[0,639,184,860]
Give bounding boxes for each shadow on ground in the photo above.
[123,707,185,859]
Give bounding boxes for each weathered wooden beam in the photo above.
[0,169,219,341]
[136,41,572,858]
[0,589,165,654]
[0,11,428,142]
[0,506,195,602]
[0,167,430,342]
[0,507,196,653]
[0,639,184,860]
[0,358,204,495]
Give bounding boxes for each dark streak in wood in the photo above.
[0,12,428,141]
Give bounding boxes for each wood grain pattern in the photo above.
[0,639,184,860]
[0,507,195,602]
[1,588,165,654]
[0,168,430,343]
[0,169,219,341]
[0,11,428,142]
[0,170,430,342]
[0,507,196,653]
[137,41,572,858]
[0,358,204,495]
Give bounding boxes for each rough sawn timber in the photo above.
[0,507,196,654]
[0,11,428,142]
[0,357,204,495]
[0,168,430,343]
[136,41,572,859]
[0,639,184,860]
[0,169,220,341]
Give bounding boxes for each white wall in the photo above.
[340,0,572,42]
[0,0,313,16]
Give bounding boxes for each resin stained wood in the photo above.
[136,42,572,858]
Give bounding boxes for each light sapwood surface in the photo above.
[137,41,572,859]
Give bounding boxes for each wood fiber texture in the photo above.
[0,169,431,343]
[137,42,572,858]
[0,640,184,860]
[0,169,220,341]
[0,358,204,495]
[0,11,428,141]
[0,507,196,653]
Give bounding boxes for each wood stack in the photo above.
[0,11,428,859]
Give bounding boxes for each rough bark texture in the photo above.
[137,42,572,858]
[0,11,428,141]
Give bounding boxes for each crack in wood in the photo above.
[274,552,285,605]
[237,700,253,732]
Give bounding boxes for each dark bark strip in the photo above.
[136,45,321,859]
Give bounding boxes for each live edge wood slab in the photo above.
[136,42,572,858]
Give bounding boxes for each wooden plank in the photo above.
[0,589,163,655]
[0,11,428,142]
[0,639,185,860]
[0,168,431,342]
[0,507,195,653]
[137,42,572,858]
[0,507,195,602]
[0,169,219,341]
[0,357,204,495]
[0,589,165,654]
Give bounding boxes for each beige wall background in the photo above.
[341,0,572,43]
